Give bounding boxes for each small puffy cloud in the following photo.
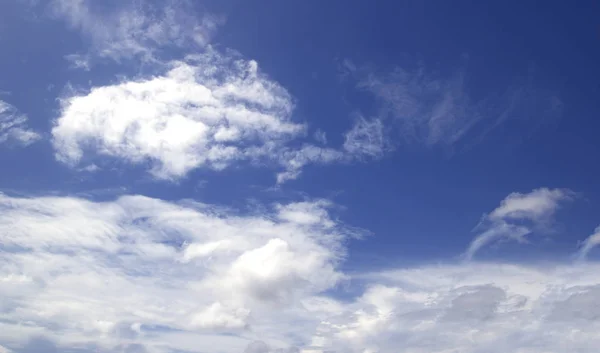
[465,188,574,260]
[50,0,223,63]
[0,101,40,147]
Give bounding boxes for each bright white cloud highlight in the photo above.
[0,193,352,352]
[465,188,573,260]
[52,51,388,182]
[1,192,600,353]
[0,101,40,146]
[52,51,303,179]
[313,263,600,353]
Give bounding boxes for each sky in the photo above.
[0,0,600,352]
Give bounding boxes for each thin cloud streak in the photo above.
[465,188,574,260]
[342,59,563,152]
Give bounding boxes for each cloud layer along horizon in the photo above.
[0,191,599,353]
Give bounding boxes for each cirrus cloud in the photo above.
[50,0,223,64]
[0,100,40,147]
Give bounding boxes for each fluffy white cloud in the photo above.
[1,192,600,353]
[52,51,303,179]
[0,193,352,352]
[0,101,40,146]
[51,0,222,63]
[465,188,574,259]
[310,263,600,353]
[46,1,389,182]
[52,50,388,182]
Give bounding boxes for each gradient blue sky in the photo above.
[1,1,600,352]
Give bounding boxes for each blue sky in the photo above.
[1,0,600,352]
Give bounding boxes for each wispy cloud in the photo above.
[577,226,600,260]
[465,188,574,260]
[343,59,563,151]
[0,100,40,147]
[50,0,223,64]
[275,117,388,184]
[343,116,387,159]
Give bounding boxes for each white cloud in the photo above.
[52,50,385,182]
[577,226,600,260]
[52,51,302,180]
[489,188,573,222]
[0,101,40,147]
[465,188,574,260]
[274,118,389,184]
[275,146,346,184]
[50,0,223,63]
[0,193,353,352]
[2,193,600,353]
[311,263,600,353]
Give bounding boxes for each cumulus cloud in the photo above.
[40,1,390,182]
[52,50,388,182]
[2,192,600,352]
[52,50,302,179]
[0,101,40,146]
[50,0,223,63]
[465,188,574,260]
[343,59,563,150]
[0,193,352,352]
[311,263,600,353]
